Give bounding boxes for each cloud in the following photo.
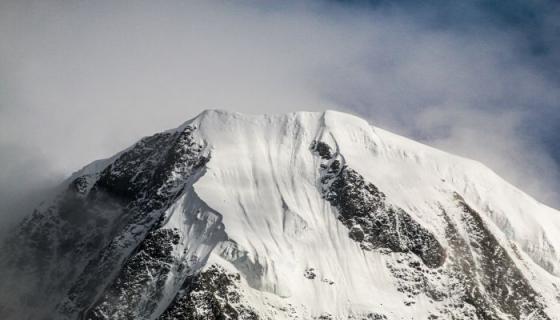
[0,0,559,228]
[0,143,61,236]
[315,2,560,206]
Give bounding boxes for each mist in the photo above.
[1,0,559,231]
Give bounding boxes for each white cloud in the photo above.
[0,0,558,227]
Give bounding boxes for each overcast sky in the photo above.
[1,0,559,228]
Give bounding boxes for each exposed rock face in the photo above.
[159,265,258,320]
[1,125,209,319]
[310,140,446,268]
[63,125,210,319]
[85,228,182,320]
[442,194,550,320]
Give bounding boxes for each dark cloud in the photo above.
[1,0,559,229]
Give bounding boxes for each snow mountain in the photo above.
[2,110,560,320]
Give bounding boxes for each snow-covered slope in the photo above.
[2,110,560,320]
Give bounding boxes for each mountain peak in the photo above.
[2,109,560,320]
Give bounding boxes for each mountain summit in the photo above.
[2,110,560,320]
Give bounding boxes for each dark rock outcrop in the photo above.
[311,140,446,268]
[0,125,209,319]
[440,194,550,320]
[159,265,258,320]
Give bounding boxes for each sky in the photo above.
[1,0,559,228]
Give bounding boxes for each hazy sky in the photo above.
[1,0,559,227]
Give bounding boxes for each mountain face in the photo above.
[2,110,560,320]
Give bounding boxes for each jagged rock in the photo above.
[159,265,258,320]
[311,140,446,268]
[304,267,317,280]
